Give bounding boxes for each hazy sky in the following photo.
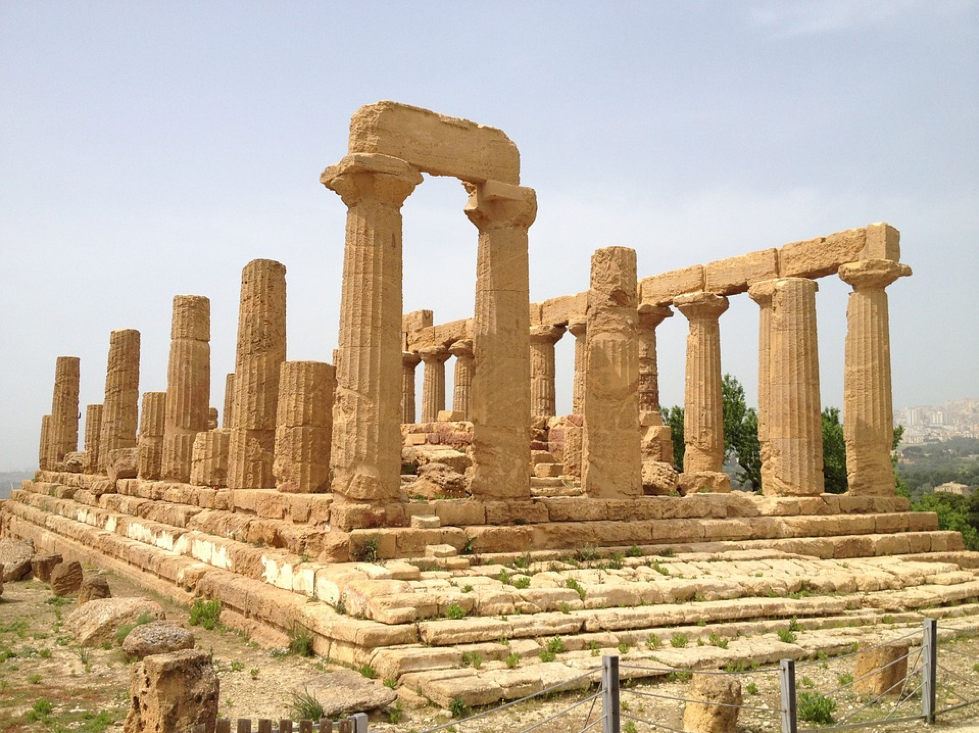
[1,1,977,471]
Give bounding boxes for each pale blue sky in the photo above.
[1,1,976,470]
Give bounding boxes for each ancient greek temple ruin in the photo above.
[4,102,976,709]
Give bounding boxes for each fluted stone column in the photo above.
[529,325,565,418]
[274,360,336,493]
[674,292,730,492]
[162,295,211,482]
[465,180,536,500]
[83,404,103,474]
[321,153,422,507]
[98,329,140,472]
[449,339,474,420]
[38,414,52,471]
[582,246,642,498]
[568,319,587,415]
[419,346,449,423]
[208,407,218,430]
[222,374,235,428]
[748,280,777,493]
[768,278,824,496]
[191,429,231,487]
[839,259,911,495]
[637,306,672,427]
[401,352,421,424]
[227,259,287,490]
[138,392,167,480]
[50,356,80,467]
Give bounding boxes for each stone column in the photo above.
[162,295,211,482]
[529,325,565,418]
[50,356,81,467]
[274,361,336,493]
[568,319,587,415]
[419,346,449,423]
[748,280,777,493]
[321,153,421,507]
[98,329,140,472]
[839,259,911,495]
[401,352,421,424]
[191,429,231,488]
[83,404,103,474]
[637,306,672,426]
[207,408,218,430]
[138,392,167,480]
[449,339,474,420]
[674,292,730,493]
[768,278,824,496]
[227,259,287,490]
[464,180,536,500]
[38,414,52,471]
[582,246,642,498]
[222,373,235,428]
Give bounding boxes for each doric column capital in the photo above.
[418,345,450,364]
[402,351,421,367]
[464,180,537,231]
[674,291,730,320]
[448,338,474,359]
[839,259,912,291]
[747,279,779,305]
[568,319,587,339]
[637,304,673,331]
[529,324,566,345]
[320,153,422,209]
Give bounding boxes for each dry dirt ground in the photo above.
[1,571,977,733]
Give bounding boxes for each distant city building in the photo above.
[934,482,972,496]
[895,397,979,444]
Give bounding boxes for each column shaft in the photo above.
[83,404,103,474]
[401,352,420,424]
[582,246,642,498]
[98,329,140,472]
[530,325,564,418]
[191,429,231,488]
[50,356,81,467]
[38,415,52,471]
[748,281,777,493]
[222,373,235,428]
[138,392,167,480]
[449,339,474,420]
[637,306,671,426]
[274,361,335,493]
[568,320,587,415]
[419,348,448,423]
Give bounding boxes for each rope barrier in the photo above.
[621,686,777,713]
[620,712,690,733]
[794,627,922,670]
[818,649,916,700]
[833,668,925,728]
[512,692,602,733]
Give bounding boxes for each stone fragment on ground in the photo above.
[51,559,84,595]
[31,553,63,583]
[124,648,218,733]
[79,574,112,604]
[0,538,34,581]
[122,621,196,659]
[66,596,166,646]
[304,668,397,717]
[683,673,742,733]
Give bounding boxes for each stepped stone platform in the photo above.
[3,471,978,707]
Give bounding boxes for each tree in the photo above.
[822,407,848,494]
[722,374,761,491]
[662,405,685,472]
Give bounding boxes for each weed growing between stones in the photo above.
[670,633,688,648]
[290,687,324,721]
[287,624,315,657]
[798,692,836,724]
[189,599,222,630]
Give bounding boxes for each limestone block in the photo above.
[107,447,139,481]
[0,539,34,581]
[563,426,583,478]
[138,437,165,481]
[642,461,679,495]
[123,649,218,733]
[437,410,465,422]
[78,575,111,604]
[122,622,195,659]
[348,100,520,184]
[63,451,85,473]
[304,668,397,718]
[190,430,231,487]
[403,309,434,334]
[704,248,779,295]
[534,463,563,478]
[683,673,742,733]
[274,425,331,493]
[861,222,900,261]
[678,472,731,495]
[853,643,909,695]
[51,560,84,595]
[778,227,866,278]
[411,515,441,529]
[67,597,167,646]
[540,291,587,326]
[31,553,62,583]
[640,265,705,307]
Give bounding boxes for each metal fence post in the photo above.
[351,713,369,733]
[922,618,938,724]
[602,655,621,733]
[779,658,797,733]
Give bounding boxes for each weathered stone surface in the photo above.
[642,461,679,495]
[66,597,166,646]
[38,414,53,470]
[124,649,218,733]
[402,445,471,474]
[31,553,63,583]
[704,249,779,296]
[138,392,167,480]
[274,361,335,493]
[83,404,103,474]
[99,329,140,472]
[401,351,421,424]
[449,339,474,420]
[122,621,196,659]
[529,325,565,418]
[191,429,231,487]
[779,227,866,278]
[405,463,469,499]
[683,673,742,733]
[678,471,731,495]
[641,265,705,306]
[419,347,449,424]
[854,643,909,695]
[63,451,85,473]
[79,574,112,604]
[0,538,34,581]
[107,447,139,481]
[51,560,84,595]
[50,355,81,467]
[305,668,397,718]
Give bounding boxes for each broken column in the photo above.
[582,246,642,498]
[227,259,287,490]
[839,259,911,495]
[449,339,474,420]
[222,373,235,428]
[465,181,536,499]
[674,292,730,493]
[637,305,677,494]
[137,392,167,480]
[768,278,824,495]
[162,295,211,482]
[568,319,587,415]
[748,280,777,493]
[190,429,230,487]
[321,153,422,507]
[98,329,140,472]
[273,360,336,493]
[401,352,421,424]
[50,356,80,468]
[83,404,103,474]
[529,325,565,418]
[38,415,52,471]
[419,346,449,423]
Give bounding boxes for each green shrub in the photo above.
[539,649,556,662]
[546,636,566,654]
[290,687,324,721]
[627,544,643,557]
[837,672,854,686]
[505,652,520,668]
[708,632,728,649]
[27,698,54,722]
[798,692,836,724]
[512,576,531,589]
[670,633,688,648]
[359,664,377,679]
[777,628,797,644]
[450,697,471,719]
[566,578,586,600]
[444,604,466,620]
[461,651,482,669]
[746,682,759,695]
[189,599,221,630]
[351,536,380,563]
[288,624,315,657]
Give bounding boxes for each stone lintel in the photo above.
[640,265,705,307]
